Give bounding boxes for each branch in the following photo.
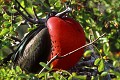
[55,7,72,17]
[39,33,106,74]
[15,0,32,18]
[33,7,39,21]
[59,33,106,58]
[39,54,59,74]
[13,6,44,24]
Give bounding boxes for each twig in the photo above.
[39,54,59,74]
[55,7,72,17]
[15,0,32,18]
[13,6,44,24]
[59,33,106,58]
[33,7,39,21]
[39,33,106,74]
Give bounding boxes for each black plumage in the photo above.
[1,12,58,73]
[2,26,51,73]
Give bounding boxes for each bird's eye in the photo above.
[49,12,57,17]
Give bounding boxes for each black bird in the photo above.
[1,12,57,73]
[0,11,63,73]
[1,26,51,73]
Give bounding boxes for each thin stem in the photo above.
[55,7,72,17]
[33,7,39,21]
[15,0,32,18]
[39,33,106,74]
[59,33,106,58]
[14,6,44,24]
[39,54,59,74]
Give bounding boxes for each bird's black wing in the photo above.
[12,26,46,62]
[1,26,45,65]
[15,27,51,73]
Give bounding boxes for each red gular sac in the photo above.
[47,17,86,70]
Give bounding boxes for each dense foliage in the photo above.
[0,0,120,80]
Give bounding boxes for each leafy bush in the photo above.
[0,0,120,80]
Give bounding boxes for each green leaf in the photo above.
[10,26,14,32]
[0,28,9,36]
[106,8,112,14]
[103,43,110,55]
[18,74,28,78]
[36,72,46,78]
[68,76,73,80]
[15,66,22,73]
[24,0,32,7]
[26,7,34,16]
[8,8,17,14]
[94,58,101,66]
[88,1,95,8]
[93,8,100,16]
[53,72,60,80]
[101,71,108,77]
[115,42,120,50]
[84,50,92,57]
[68,72,87,80]
[96,31,100,37]
[0,68,6,74]
[3,13,11,20]
[98,59,105,72]
[113,60,119,67]
[3,21,11,27]
[39,62,52,71]
[55,0,61,8]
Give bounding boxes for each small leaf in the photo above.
[103,43,110,55]
[3,13,10,20]
[15,66,22,73]
[68,76,73,80]
[106,8,112,13]
[36,72,46,78]
[55,0,62,7]
[113,60,119,67]
[84,50,92,57]
[1,68,6,74]
[18,74,28,78]
[39,62,52,71]
[53,72,60,80]
[3,21,11,27]
[101,71,108,77]
[26,7,34,15]
[96,31,100,37]
[0,28,9,36]
[94,58,101,66]
[98,59,105,72]
[88,1,95,8]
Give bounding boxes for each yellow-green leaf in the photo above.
[101,71,108,77]
[98,59,105,72]
[94,58,101,66]
[84,50,92,57]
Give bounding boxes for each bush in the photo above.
[0,0,120,80]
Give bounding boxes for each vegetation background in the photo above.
[0,0,120,80]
